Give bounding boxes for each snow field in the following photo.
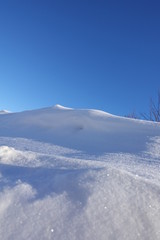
[0,106,160,239]
[0,136,160,239]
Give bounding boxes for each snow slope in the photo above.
[0,105,160,240]
[0,104,159,154]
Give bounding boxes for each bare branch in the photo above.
[141,91,160,122]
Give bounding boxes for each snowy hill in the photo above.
[0,104,159,154]
[0,105,160,240]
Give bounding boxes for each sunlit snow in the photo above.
[0,105,160,240]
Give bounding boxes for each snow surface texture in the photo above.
[0,105,160,240]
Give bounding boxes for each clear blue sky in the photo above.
[0,0,160,116]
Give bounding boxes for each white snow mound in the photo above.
[0,105,160,240]
[0,105,159,154]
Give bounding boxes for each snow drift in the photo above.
[0,104,159,154]
[0,105,160,240]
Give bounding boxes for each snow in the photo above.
[0,105,159,154]
[0,105,160,239]
[0,110,11,114]
[52,104,73,110]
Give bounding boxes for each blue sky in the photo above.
[0,0,160,116]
